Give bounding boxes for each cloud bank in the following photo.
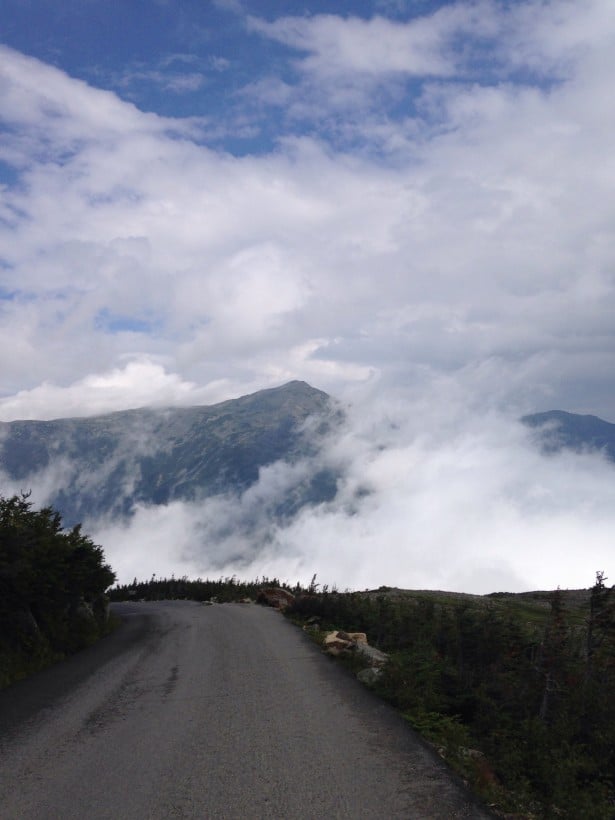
[87,394,615,593]
[7,383,612,595]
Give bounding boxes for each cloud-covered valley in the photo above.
[91,396,615,594]
[3,384,614,595]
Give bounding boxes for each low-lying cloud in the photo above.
[9,390,605,595]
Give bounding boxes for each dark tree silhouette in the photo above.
[0,493,115,687]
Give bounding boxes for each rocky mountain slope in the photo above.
[2,390,612,531]
[0,381,339,526]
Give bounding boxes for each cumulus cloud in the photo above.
[0,358,209,420]
[248,1,607,87]
[247,11,466,78]
[0,46,180,152]
[3,9,615,417]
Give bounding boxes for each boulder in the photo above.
[338,630,367,645]
[324,631,354,655]
[256,587,295,610]
[323,631,389,666]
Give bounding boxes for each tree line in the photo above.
[108,574,294,603]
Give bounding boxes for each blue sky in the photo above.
[1,0,552,156]
[2,1,428,150]
[1,0,615,591]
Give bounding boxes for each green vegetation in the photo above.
[0,494,116,689]
[288,579,615,819]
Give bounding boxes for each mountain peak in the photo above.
[0,381,338,527]
[522,409,615,460]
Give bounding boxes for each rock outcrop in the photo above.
[323,629,389,681]
[256,587,295,610]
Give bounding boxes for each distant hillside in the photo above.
[522,409,615,460]
[0,381,340,526]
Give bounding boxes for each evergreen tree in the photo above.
[0,493,115,687]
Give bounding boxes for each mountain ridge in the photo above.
[522,409,615,460]
[2,389,614,531]
[0,380,339,526]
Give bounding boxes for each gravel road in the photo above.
[0,601,493,819]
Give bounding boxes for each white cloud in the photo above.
[2,7,615,413]
[83,392,615,593]
[93,502,202,584]
[2,5,615,423]
[0,46,175,151]
[499,0,615,79]
[248,1,611,88]
[238,76,294,107]
[123,70,206,94]
[247,5,496,80]
[0,358,229,420]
